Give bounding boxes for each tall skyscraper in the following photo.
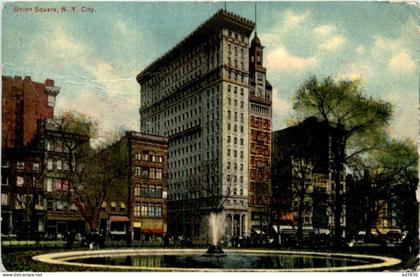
[137,10,272,239]
[248,33,272,233]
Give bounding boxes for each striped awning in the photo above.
[142,229,163,235]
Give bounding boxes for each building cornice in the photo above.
[137,9,255,84]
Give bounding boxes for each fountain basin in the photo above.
[33,248,401,271]
[202,245,227,257]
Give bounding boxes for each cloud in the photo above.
[319,35,346,51]
[283,9,313,30]
[272,88,293,117]
[356,45,366,55]
[386,90,418,141]
[314,24,336,36]
[266,47,317,72]
[313,24,346,51]
[388,52,416,75]
[337,62,376,81]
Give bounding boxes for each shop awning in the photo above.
[120,203,126,209]
[110,215,130,222]
[142,229,164,235]
[110,201,116,207]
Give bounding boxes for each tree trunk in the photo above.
[331,127,345,247]
[296,183,305,245]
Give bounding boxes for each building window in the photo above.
[47,200,53,211]
[134,204,141,217]
[134,186,141,196]
[142,168,149,178]
[32,177,39,188]
[55,179,62,190]
[156,168,162,179]
[33,163,40,171]
[1,161,9,168]
[48,95,56,107]
[134,166,141,177]
[56,159,62,171]
[46,178,53,192]
[1,193,8,205]
[47,159,53,170]
[16,176,24,187]
[46,140,52,151]
[17,162,24,170]
[2,176,8,186]
[110,201,117,212]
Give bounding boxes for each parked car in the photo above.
[386,231,402,243]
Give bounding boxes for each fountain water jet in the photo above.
[203,212,227,257]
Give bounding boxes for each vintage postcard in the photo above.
[1,0,419,273]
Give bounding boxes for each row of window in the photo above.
[227,84,245,96]
[133,185,162,198]
[227,110,244,122]
[226,174,244,183]
[169,155,201,170]
[226,123,245,133]
[134,167,163,179]
[250,103,271,115]
[2,161,40,171]
[47,158,71,171]
[226,149,244,158]
[134,203,162,217]
[45,178,70,192]
[134,152,163,163]
[227,136,244,145]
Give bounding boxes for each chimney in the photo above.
[45,79,54,86]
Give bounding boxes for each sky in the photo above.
[2,1,419,142]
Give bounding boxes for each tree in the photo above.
[289,119,323,243]
[293,76,393,246]
[48,111,128,232]
[347,138,418,241]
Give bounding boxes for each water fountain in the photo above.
[32,211,402,271]
[203,212,227,257]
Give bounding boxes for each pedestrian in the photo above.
[66,230,75,248]
[163,234,169,248]
[126,229,132,247]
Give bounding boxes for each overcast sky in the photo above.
[2,1,419,142]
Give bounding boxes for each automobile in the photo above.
[385,231,402,243]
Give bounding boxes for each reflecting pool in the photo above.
[72,252,374,269]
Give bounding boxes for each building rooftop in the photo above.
[137,9,255,83]
[127,131,168,143]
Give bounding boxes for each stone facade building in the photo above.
[36,119,89,237]
[137,10,272,239]
[272,117,335,233]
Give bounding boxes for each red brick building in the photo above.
[2,76,59,148]
[105,131,169,241]
[248,34,273,233]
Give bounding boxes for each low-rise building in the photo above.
[272,117,337,233]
